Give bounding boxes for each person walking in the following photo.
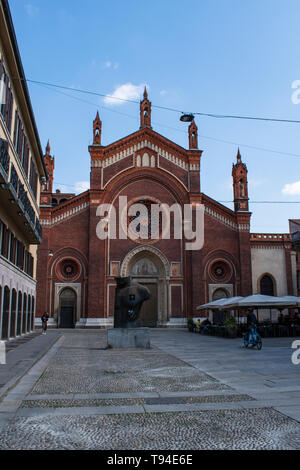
[41,312,49,335]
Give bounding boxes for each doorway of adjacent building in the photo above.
[59,288,76,328]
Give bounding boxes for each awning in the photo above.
[223,294,299,310]
[196,296,243,310]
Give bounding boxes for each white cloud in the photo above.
[25,4,38,17]
[102,61,119,70]
[74,181,90,194]
[103,61,112,69]
[282,181,300,196]
[104,83,147,106]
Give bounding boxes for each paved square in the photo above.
[0,329,300,450]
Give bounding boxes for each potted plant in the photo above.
[187,317,195,332]
[224,316,237,338]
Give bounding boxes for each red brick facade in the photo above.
[36,91,270,328]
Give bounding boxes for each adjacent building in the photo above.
[36,89,296,328]
[0,0,47,339]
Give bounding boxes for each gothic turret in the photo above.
[93,111,102,145]
[232,148,249,212]
[43,140,54,193]
[140,87,152,129]
[188,119,198,150]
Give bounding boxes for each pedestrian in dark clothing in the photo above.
[41,313,49,335]
[247,309,257,326]
[246,309,257,341]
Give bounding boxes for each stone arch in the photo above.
[58,287,77,328]
[120,245,170,278]
[258,272,277,296]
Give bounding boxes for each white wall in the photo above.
[251,246,288,296]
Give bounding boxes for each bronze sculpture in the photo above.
[114,276,151,328]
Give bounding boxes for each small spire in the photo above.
[93,111,102,145]
[140,87,152,129]
[188,119,198,150]
[237,147,241,163]
[46,140,50,155]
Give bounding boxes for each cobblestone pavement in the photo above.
[1,408,299,450]
[0,330,300,450]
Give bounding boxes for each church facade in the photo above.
[36,90,296,328]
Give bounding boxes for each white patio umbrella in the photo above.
[196,296,243,310]
[278,296,300,307]
[223,294,298,323]
[224,294,299,309]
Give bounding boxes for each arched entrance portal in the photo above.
[59,288,76,328]
[120,246,170,327]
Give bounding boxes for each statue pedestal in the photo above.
[107,328,150,349]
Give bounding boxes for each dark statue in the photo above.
[114,276,151,328]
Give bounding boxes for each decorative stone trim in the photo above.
[91,138,191,172]
[208,283,233,302]
[238,224,250,231]
[120,245,170,277]
[40,202,89,227]
[251,233,291,241]
[75,318,113,328]
[204,206,238,230]
[163,317,187,328]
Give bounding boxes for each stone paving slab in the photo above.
[20,393,254,409]
[1,408,300,450]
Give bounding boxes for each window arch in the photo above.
[10,289,17,338]
[151,155,155,167]
[1,286,10,340]
[31,297,35,330]
[17,291,22,336]
[27,295,31,332]
[259,274,275,296]
[142,153,149,167]
[22,293,27,334]
[212,288,229,301]
[136,155,141,167]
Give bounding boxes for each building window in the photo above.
[260,274,275,296]
[142,153,149,167]
[29,158,38,199]
[0,61,14,133]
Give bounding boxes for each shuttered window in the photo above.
[0,60,14,134]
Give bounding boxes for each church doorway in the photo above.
[59,288,76,328]
[120,247,170,327]
[138,283,157,327]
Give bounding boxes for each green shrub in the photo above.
[224,316,237,328]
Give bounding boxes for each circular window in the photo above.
[56,259,81,281]
[209,260,232,283]
[121,196,170,245]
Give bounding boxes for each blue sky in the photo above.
[8,0,300,233]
